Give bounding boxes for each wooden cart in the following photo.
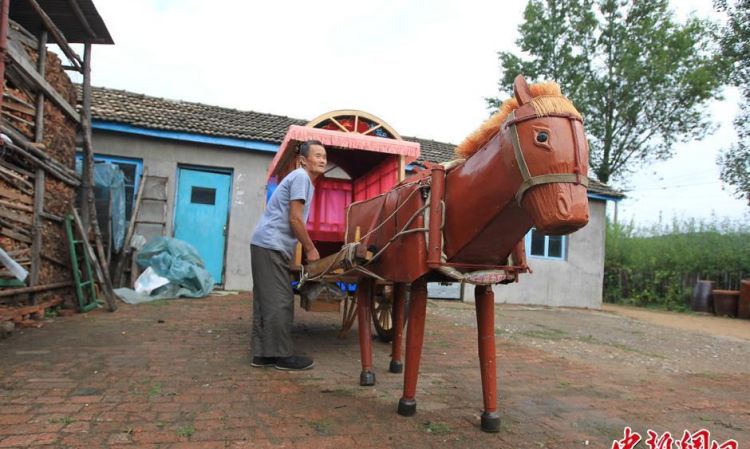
[266,110,420,339]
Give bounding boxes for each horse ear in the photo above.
[514,75,533,105]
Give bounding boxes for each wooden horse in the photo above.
[345,75,590,432]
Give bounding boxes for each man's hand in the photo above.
[306,247,320,262]
[289,200,319,263]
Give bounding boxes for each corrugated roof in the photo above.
[86,85,624,199]
[10,0,114,45]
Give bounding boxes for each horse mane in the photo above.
[455,81,582,159]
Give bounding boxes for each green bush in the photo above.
[604,216,750,311]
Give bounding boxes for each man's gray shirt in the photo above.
[251,167,314,259]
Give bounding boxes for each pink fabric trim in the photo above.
[267,125,421,179]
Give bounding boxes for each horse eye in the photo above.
[536,132,549,143]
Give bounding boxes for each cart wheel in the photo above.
[307,110,403,140]
[372,285,395,342]
[338,293,358,339]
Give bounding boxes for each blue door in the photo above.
[174,168,231,284]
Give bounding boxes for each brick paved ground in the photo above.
[1,293,748,448]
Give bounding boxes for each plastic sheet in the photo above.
[92,162,126,252]
[115,237,215,304]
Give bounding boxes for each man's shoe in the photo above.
[274,355,314,371]
[251,356,278,368]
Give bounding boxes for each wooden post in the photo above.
[356,278,375,386]
[29,31,47,303]
[114,167,147,286]
[78,44,116,311]
[397,277,428,417]
[0,0,9,115]
[389,282,406,373]
[80,43,93,234]
[475,284,500,432]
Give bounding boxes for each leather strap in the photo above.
[515,174,589,205]
[507,111,586,205]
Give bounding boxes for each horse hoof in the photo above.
[359,371,376,386]
[389,360,403,373]
[481,411,501,433]
[397,398,416,416]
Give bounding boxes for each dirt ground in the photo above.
[0,294,748,449]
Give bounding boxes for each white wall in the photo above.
[92,131,273,290]
[461,200,607,309]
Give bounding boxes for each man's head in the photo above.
[298,140,327,178]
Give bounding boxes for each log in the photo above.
[0,206,32,225]
[114,167,148,287]
[0,185,32,204]
[1,124,79,185]
[0,164,33,190]
[2,110,34,127]
[30,169,44,289]
[6,39,79,122]
[0,172,32,196]
[0,282,70,298]
[1,228,31,244]
[3,91,35,110]
[22,0,83,69]
[0,157,35,179]
[0,199,33,212]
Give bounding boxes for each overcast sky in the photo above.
[80,0,748,226]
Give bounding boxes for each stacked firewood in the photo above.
[0,23,78,307]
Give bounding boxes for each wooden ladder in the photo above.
[114,168,169,287]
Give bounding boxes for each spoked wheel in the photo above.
[338,293,358,339]
[372,285,395,342]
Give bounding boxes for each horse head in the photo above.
[505,75,589,235]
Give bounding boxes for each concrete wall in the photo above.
[92,130,273,290]
[461,199,607,309]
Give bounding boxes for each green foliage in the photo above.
[176,424,195,439]
[604,216,750,310]
[489,0,726,184]
[716,0,750,200]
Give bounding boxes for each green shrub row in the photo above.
[604,216,750,311]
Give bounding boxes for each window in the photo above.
[191,186,216,205]
[76,154,142,220]
[525,228,567,260]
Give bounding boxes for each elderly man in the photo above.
[250,140,326,371]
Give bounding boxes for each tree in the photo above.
[716,0,750,202]
[489,0,726,184]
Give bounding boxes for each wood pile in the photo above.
[0,21,79,312]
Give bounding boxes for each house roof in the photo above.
[10,0,114,45]
[87,85,624,199]
[89,86,305,142]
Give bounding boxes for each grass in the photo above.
[49,416,75,425]
[575,334,665,359]
[423,421,452,434]
[148,383,162,397]
[519,325,568,341]
[309,420,332,435]
[176,424,196,439]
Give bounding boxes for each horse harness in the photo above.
[504,109,589,206]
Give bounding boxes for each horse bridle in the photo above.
[504,109,589,206]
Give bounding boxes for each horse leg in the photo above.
[357,278,376,386]
[389,282,407,373]
[475,284,501,432]
[397,277,427,417]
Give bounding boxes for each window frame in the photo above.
[524,228,568,261]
